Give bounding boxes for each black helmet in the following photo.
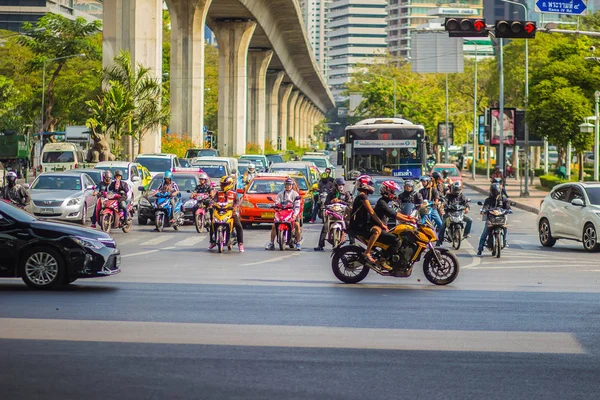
[451,181,462,195]
[114,169,123,178]
[442,170,449,178]
[102,170,113,181]
[335,177,345,187]
[490,183,501,197]
[432,171,441,180]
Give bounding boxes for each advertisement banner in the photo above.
[489,108,516,145]
[354,139,417,148]
[437,122,454,145]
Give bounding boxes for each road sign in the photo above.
[535,0,587,15]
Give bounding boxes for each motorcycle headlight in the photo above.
[73,236,105,250]
[242,200,254,208]
[67,198,81,206]
[140,197,151,207]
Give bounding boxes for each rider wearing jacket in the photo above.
[266,178,302,251]
[375,180,416,227]
[1,171,31,208]
[90,170,112,228]
[438,181,472,245]
[418,175,443,233]
[156,171,180,223]
[477,183,511,256]
[107,169,130,222]
[397,180,424,206]
[311,172,335,223]
[242,164,257,187]
[314,178,352,251]
[209,175,244,252]
[432,171,447,196]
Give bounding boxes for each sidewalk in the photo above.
[463,174,547,214]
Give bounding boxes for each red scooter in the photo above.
[99,192,133,233]
[269,199,297,251]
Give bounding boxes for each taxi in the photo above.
[135,163,153,189]
[238,173,308,226]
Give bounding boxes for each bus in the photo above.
[343,118,427,180]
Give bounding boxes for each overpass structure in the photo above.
[102,0,335,156]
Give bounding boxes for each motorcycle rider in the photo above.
[107,169,131,222]
[266,177,302,251]
[209,175,244,252]
[477,182,511,256]
[438,181,472,246]
[242,163,257,187]
[310,172,335,223]
[442,170,453,186]
[432,171,447,196]
[375,180,416,227]
[347,175,392,268]
[397,180,424,209]
[314,177,352,251]
[155,171,180,224]
[90,170,113,228]
[418,175,443,232]
[1,171,31,208]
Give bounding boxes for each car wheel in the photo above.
[138,216,148,225]
[583,223,600,252]
[20,247,65,289]
[538,218,556,247]
[80,203,87,225]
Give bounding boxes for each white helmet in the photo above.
[248,163,256,172]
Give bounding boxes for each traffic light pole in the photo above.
[498,38,505,174]
[445,74,450,163]
[523,37,530,196]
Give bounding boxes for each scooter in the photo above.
[212,200,235,253]
[269,198,298,251]
[444,203,467,250]
[324,203,348,248]
[478,201,512,258]
[99,192,133,233]
[153,191,183,232]
[184,192,211,233]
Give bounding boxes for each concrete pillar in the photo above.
[309,106,317,146]
[167,0,212,144]
[287,90,300,148]
[103,0,163,155]
[294,96,306,147]
[212,20,257,156]
[300,101,310,148]
[266,71,285,151]
[277,84,293,151]
[247,50,274,151]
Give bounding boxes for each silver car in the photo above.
[26,172,96,224]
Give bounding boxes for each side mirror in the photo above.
[477,201,483,206]
[138,186,145,192]
[267,196,274,202]
[23,183,30,189]
[186,190,191,193]
[571,198,585,207]
[132,176,141,182]
[85,185,94,191]
[236,188,244,194]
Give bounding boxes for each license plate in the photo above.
[261,212,274,219]
[41,208,53,214]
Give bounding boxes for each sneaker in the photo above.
[377,259,393,271]
[238,244,244,252]
[90,224,96,229]
[295,243,301,251]
[208,242,216,250]
[265,242,275,250]
[477,250,483,256]
[314,246,324,251]
[310,219,315,224]
[464,234,471,239]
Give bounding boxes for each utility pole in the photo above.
[445,74,450,163]
[498,38,505,173]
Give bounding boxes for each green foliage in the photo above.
[0,76,26,131]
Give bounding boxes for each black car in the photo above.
[137,172,200,225]
[0,201,120,289]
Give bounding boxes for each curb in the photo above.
[463,182,540,215]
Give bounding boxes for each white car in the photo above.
[94,161,144,206]
[134,153,180,178]
[538,182,600,251]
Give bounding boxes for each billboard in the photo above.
[490,108,515,145]
[411,32,464,74]
[437,122,454,146]
[514,110,544,146]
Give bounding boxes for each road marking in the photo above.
[458,241,481,270]
[468,264,589,270]
[143,236,173,246]
[176,236,206,247]
[0,318,583,354]
[479,260,597,266]
[121,249,160,259]
[241,252,301,266]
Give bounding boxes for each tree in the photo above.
[17,13,101,132]
[0,76,26,131]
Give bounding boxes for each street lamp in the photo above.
[464,39,479,179]
[41,53,86,132]
[0,27,46,39]
[362,72,397,117]
[501,0,530,195]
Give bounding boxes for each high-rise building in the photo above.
[299,0,331,75]
[0,0,101,32]
[327,0,388,101]
[387,0,484,59]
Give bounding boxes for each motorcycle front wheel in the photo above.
[217,228,224,253]
[277,229,286,251]
[100,214,112,233]
[195,212,205,233]
[452,227,462,250]
[331,245,370,284]
[494,231,501,258]
[122,218,131,233]
[332,228,341,248]
[155,212,165,232]
[423,249,459,285]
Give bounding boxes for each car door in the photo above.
[82,175,96,216]
[564,185,586,239]
[129,165,142,204]
[0,211,18,276]
[549,185,572,237]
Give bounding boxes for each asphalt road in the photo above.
[2,188,600,399]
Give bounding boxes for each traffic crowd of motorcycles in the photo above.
[0,166,514,286]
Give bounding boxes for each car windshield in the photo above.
[42,151,75,163]
[179,159,191,168]
[247,179,285,194]
[148,175,198,191]
[95,166,130,180]
[303,158,327,169]
[267,155,284,163]
[433,167,459,177]
[32,175,82,191]
[585,187,600,205]
[271,167,306,176]
[238,164,250,174]
[135,157,171,172]
[292,177,308,190]
[241,157,266,166]
[195,164,226,178]
[186,149,217,158]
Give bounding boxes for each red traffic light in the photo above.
[474,20,486,32]
[524,22,536,34]
[444,18,488,37]
[494,20,536,38]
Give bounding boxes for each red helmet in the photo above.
[356,175,375,195]
[380,180,400,199]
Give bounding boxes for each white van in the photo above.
[192,156,239,181]
[41,143,86,173]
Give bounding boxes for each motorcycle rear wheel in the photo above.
[277,229,286,251]
[452,228,462,250]
[423,249,459,285]
[331,245,370,284]
[101,214,112,233]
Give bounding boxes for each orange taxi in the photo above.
[238,174,309,226]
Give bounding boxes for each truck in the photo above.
[0,130,30,179]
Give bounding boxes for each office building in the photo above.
[0,0,101,32]
[327,0,388,101]
[299,0,331,75]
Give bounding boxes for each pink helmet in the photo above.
[380,180,400,199]
[355,175,375,195]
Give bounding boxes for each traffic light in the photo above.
[494,20,536,39]
[444,18,488,37]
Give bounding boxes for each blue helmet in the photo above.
[164,171,173,179]
[420,175,431,182]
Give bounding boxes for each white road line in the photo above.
[143,236,173,246]
[0,318,583,354]
[478,260,597,266]
[176,236,206,247]
[241,252,301,267]
[459,241,481,270]
[468,264,591,270]
[121,249,160,259]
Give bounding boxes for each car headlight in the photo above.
[73,236,105,250]
[242,200,254,208]
[67,198,81,206]
[140,197,151,207]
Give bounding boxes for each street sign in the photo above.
[535,0,587,15]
